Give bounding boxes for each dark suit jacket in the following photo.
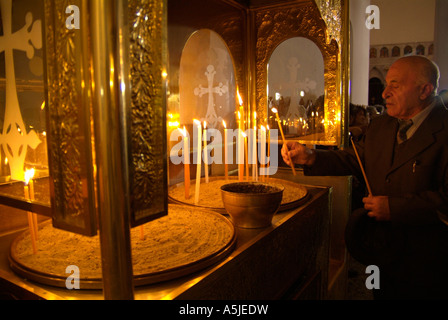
[304,99,448,291]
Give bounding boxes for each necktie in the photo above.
[397,119,413,144]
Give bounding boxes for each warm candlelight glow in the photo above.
[24,168,35,185]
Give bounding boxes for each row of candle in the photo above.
[179,118,274,204]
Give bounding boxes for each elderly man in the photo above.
[282,56,448,299]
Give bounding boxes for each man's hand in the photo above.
[281,142,316,166]
[363,195,391,221]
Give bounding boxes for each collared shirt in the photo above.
[405,100,436,140]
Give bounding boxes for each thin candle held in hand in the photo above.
[272,108,296,176]
[350,136,372,196]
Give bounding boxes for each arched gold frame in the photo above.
[252,0,343,146]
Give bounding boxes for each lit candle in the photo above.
[242,132,249,180]
[24,169,37,254]
[260,125,266,181]
[237,89,244,181]
[237,111,243,181]
[223,120,228,180]
[181,126,190,199]
[203,121,209,183]
[252,112,258,181]
[194,119,202,204]
[267,125,271,180]
[272,108,296,176]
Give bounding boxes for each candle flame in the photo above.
[203,121,207,129]
[238,111,241,120]
[180,126,187,137]
[168,121,180,128]
[237,89,243,106]
[254,111,257,119]
[222,120,226,129]
[261,125,266,132]
[272,108,278,114]
[267,125,270,130]
[193,119,201,126]
[24,168,35,185]
[241,132,247,138]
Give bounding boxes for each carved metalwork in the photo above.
[253,1,343,145]
[128,0,168,225]
[44,0,97,235]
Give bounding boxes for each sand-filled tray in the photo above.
[169,176,309,214]
[9,204,236,289]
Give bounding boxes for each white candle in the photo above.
[203,121,209,183]
[252,112,258,181]
[223,120,228,180]
[181,126,190,199]
[194,119,202,204]
[237,110,243,181]
[260,125,266,180]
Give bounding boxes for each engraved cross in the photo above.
[194,64,228,128]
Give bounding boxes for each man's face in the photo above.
[382,61,423,120]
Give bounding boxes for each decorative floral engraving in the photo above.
[44,0,95,235]
[128,0,167,223]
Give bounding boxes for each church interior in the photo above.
[0,0,447,303]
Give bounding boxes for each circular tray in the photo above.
[168,176,309,214]
[9,204,236,290]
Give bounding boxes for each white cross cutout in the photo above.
[0,0,42,181]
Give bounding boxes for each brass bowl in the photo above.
[220,182,284,229]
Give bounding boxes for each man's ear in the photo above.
[420,83,435,100]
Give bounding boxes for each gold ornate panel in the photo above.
[128,0,168,226]
[44,0,97,236]
[42,0,169,234]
